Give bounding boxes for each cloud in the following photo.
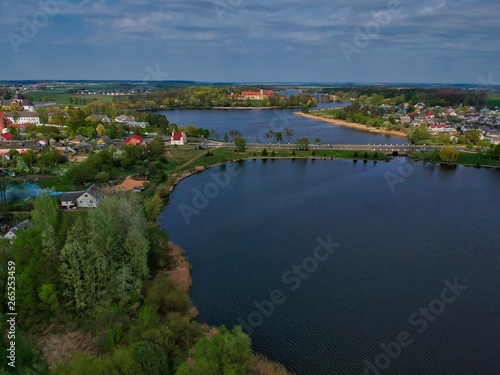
[0,0,498,82]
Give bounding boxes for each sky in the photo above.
[0,0,499,84]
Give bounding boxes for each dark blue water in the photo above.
[160,159,500,375]
[159,103,408,145]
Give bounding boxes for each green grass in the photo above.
[30,87,121,105]
[486,94,500,108]
[412,150,500,167]
[165,147,390,174]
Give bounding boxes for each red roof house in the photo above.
[125,135,144,146]
[0,132,14,141]
[171,131,187,145]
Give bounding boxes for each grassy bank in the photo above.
[411,150,500,168]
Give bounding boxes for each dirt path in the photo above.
[175,147,221,171]
[102,175,148,194]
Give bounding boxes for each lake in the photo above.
[159,103,408,145]
[160,159,500,375]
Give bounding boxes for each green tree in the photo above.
[234,137,246,152]
[177,326,252,375]
[265,130,275,144]
[439,146,460,163]
[275,132,282,144]
[314,137,321,147]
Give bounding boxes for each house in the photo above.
[171,131,187,145]
[60,191,83,209]
[4,220,33,240]
[71,135,87,145]
[60,184,104,209]
[115,115,135,123]
[0,140,42,155]
[6,111,40,125]
[0,133,14,142]
[77,184,104,208]
[97,136,112,146]
[87,114,111,123]
[0,112,13,132]
[125,135,143,146]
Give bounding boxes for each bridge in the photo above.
[172,140,467,155]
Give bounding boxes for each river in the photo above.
[158,103,408,145]
[160,159,500,375]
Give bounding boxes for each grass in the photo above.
[30,87,118,105]
[486,94,500,108]
[164,147,390,174]
[411,150,500,167]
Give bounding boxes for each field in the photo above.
[29,86,125,105]
[486,94,500,108]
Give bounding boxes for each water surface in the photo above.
[160,159,499,375]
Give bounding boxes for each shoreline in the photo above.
[294,112,408,138]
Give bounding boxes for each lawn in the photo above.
[486,94,500,108]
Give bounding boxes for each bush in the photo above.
[374,152,378,159]
[291,150,295,156]
[144,277,191,315]
[353,151,358,158]
[262,149,268,156]
[311,151,316,156]
[271,150,276,156]
[363,151,368,158]
[129,341,168,375]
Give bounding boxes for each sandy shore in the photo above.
[295,112,408,138]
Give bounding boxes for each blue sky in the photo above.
[1,0,499,83]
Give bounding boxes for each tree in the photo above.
[0,170,9,214]
[148,136,165,160]
[314,137,321,147]
[223,133,229,143]
[261,148,268,156]
[275,132,282,145]
[297,137,309,151]
[284,128,295,144]
[234,137,246,152]
[266,130,275,143]
[96,123,105,136]
[439,146,460,163]
[176,326,252,375]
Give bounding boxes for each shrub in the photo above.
[262,149,268,156]
[353,151,358,158]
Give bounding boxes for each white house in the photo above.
[4,220,33,240]
[60,184,104,209]
[171,131,187,145]
[77,185,103,208]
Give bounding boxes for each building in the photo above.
[87,114,111,123]
[60,184,104,209]
[2,91,36,112]
[239,89,274,100]
[171,131,187,145]
[125,135,144,146]
[115,115,135,123]
[0,112,13,132]
[6,111,41,125]
[97,136,112,146]
[4,220,33,240]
